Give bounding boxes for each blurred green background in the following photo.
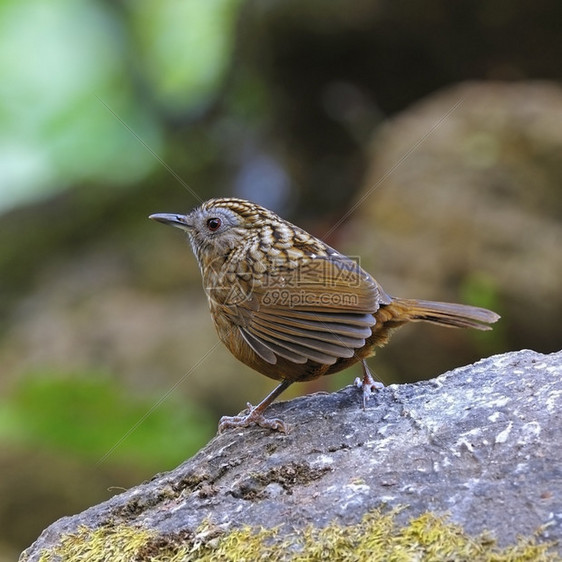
[2,0,562,558]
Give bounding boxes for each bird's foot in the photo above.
[354,362,384,410]
[218,402,287,433]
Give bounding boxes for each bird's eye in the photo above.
[206,217,222,231]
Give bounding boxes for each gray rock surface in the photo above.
[22,349,562,559]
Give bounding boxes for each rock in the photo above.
[351,81,562,381]
[20,349,562,560]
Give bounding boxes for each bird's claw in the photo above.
[354,371,384,410]
[218,404,287,433]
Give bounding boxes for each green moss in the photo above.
[29,516,557,562]
[34,524,156,562]
[27,509,558,562]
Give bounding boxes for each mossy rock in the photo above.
[21,350,562,561]
[31,511,557,562]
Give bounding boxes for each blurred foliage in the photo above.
[461,272,507,354]
[0,0,157,209]
[129,0,244,113]
[0,372,215,471]
[0,0,243,213]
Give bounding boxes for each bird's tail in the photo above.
[388,297,500,331]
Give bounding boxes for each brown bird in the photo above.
[150,198,499,432]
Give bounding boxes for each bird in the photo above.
[149,197,500,433]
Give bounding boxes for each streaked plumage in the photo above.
[150,198,500,432]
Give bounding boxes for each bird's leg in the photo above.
[354,360,384,409]
[218,380,292,433]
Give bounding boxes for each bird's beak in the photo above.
[149,213,193,231]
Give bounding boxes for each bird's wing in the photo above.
[234,254,390,365]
